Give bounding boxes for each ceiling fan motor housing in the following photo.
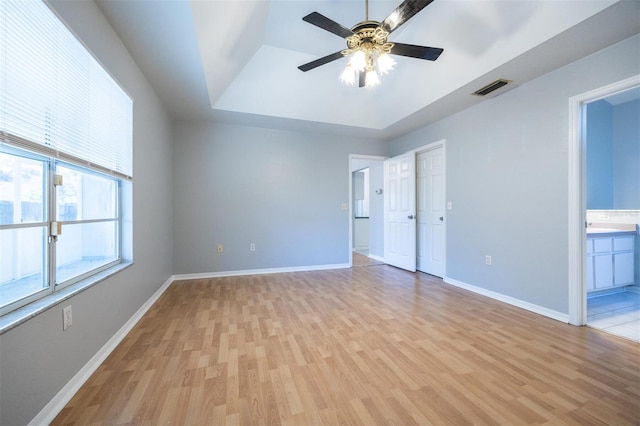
[342,21,394,58]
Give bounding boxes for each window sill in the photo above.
[0,261,133,335]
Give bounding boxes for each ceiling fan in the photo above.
[298,0,443,88]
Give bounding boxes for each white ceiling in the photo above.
[95,0,640,140]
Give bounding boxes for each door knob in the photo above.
[408,215,414,219]
[439,216,444,221]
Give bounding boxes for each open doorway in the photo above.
[349,155,386,267]
[568,75,640,342]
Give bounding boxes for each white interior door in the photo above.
[384,152,416,272]
[417,147,445,277]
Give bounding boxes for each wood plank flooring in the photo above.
[53,265,640,425]
[352,251,384,267]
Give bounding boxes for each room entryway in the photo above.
[349,155,386,267]
[568,75,640,343]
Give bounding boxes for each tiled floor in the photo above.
[587,290,640,342]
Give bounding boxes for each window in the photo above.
[55,164,120,285]
[0,150,48,310]
[0,1,132,316]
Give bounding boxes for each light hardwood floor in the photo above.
[53,265,640,425]
[352,251,384,267]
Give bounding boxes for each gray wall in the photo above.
[389,35,640,314]
[613,99,640,209]
[173,122,387,274]
[587,98,640,209]
[586,100,614,209]
[0,1,174,425]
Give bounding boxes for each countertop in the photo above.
[587,223,638,237]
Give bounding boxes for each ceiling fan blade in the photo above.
[390,43,443,61]
[381,0,435,34]
[303,12,354,39]
[298,51,345,72]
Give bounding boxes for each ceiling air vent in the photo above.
[472,79,511,96]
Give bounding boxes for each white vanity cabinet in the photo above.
[586,234,635,292]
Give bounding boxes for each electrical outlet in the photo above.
[250,243,256,252]
[485,255,492,266]
[63,305,72,330]
[217,244,223,253]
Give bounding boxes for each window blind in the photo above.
[0,0,133,179]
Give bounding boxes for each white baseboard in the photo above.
[443,277,569,323]
[172,263,350,281]
[368,254,384,262]
[29,277,174,426]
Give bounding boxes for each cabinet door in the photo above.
[594,254,613,289]
[614,252,635,286]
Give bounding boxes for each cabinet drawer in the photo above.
[613,236,634,252]
[593,238,612,253]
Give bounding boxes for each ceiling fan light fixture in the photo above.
[365,69,380,87]
[377,53,396,74]
[341,30,394,87]
[340,64,356,85]
[349,50,367,72]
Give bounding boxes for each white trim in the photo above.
[567,75,640,326]
[444,277,569,323]
[172,263,351,281]
[368,254,384,262]
[28,276,174,426]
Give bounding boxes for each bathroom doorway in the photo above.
[569,75,640,341]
